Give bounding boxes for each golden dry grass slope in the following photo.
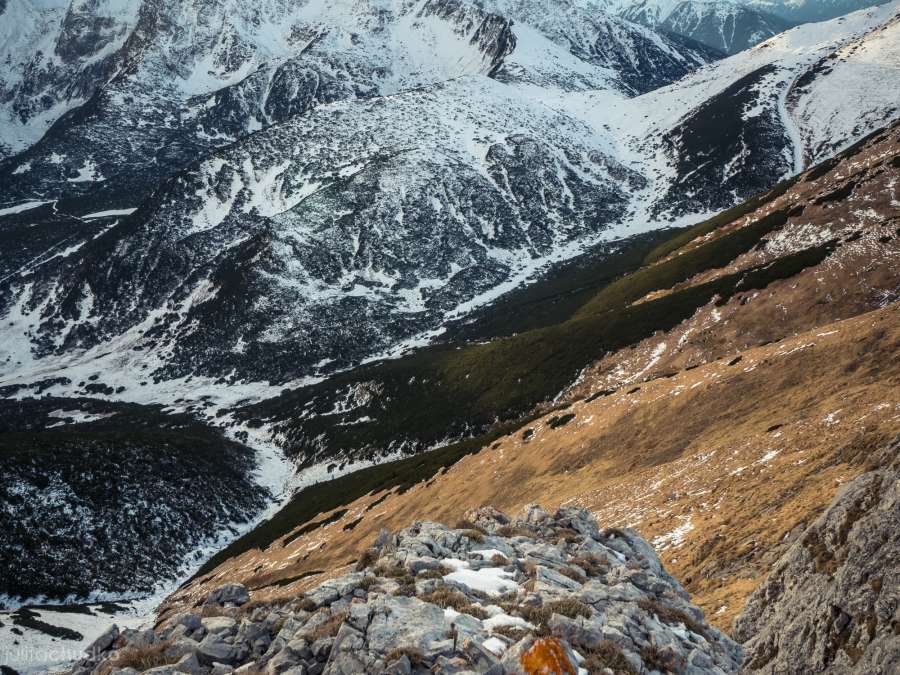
[165,122,900,635]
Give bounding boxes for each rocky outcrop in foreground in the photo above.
[74,506,741,674]
[735,441,900,674]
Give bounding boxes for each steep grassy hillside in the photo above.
[180,120,900,617]
[235,164,849,472]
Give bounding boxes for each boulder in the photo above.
[198,633,238,665]
[547,613,604,651]
[463,506,511,533]
[86,624,119,657]
[266,648,301,675]
[168,612,203,632]
[382,654,411,675]
[164,638,201,661]
[324,623,367,675]
[533,565,582,592]
[285,638,312,660]
[234,663,266,675]
[518,504,550,525]
[366,596,448,653]
[202,616,238,636]
[553,507,599,538]
[172,652,204,675]
[120,627,159,649]
[207,583,250,607]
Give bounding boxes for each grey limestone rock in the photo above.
[735,445,900,674]
[207,583,250,607]
[85,506,743,674]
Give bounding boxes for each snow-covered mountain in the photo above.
[1,76,646,386]
[0,397,271,603]
[0,0,716,388]
[565,1,900,216]
[745,0,891,23]
[606,0,793,53]
[0,0,712,197]
[605,0,890,53]
[788,11,900,166]
[1,0,899,403]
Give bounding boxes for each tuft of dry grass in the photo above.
[518,604,552,627]
[491,625,530,642]
[640,644,686,673]
[559,566,586,583]
[459,529,485,543]
[294,597,317,612]
[554,527,581,543]
[271,615,287,636]
[637,598,708,639]
[468,588,490,601]
[199,604,234,618]
[497,524,535,538]
[302,611,348,640]
[392,580,417,597]
[374,562,410,578]
[422,587,469,609]
[547,598,592,620]
[571,554,608,577]
[385,646,425,667]
[455,519,488,534]
[238,596,289,617]
[579,640,638,674]
[463,604,490,620]
[374,563,417,596]
[420,588,488,619]
[417,563,453,579]
[357,575,379,590]
[107,642,175,673]
[356,547,379,571]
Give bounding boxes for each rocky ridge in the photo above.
[735,440,900,674]
[73,507,741,675]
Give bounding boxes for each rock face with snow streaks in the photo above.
[2,1,900,399]
[76,506,742,674]
[0,0,723,393]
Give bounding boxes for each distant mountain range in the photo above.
[2,1,897,397]
[604,0,890,53]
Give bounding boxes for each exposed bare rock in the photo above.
[79,507,741,674]
[735,440,900,674]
